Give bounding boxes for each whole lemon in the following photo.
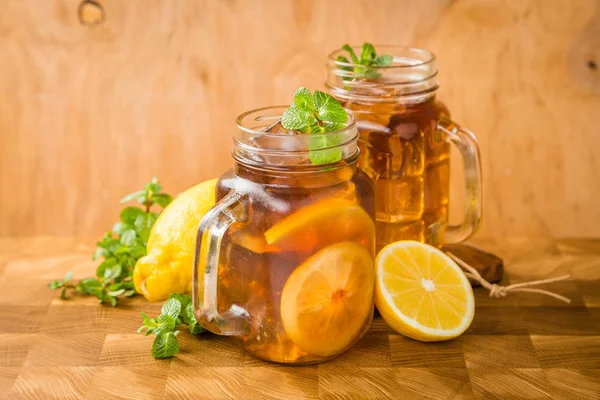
[134,178,217,302]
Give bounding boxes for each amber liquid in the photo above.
[340,96,450,251]
[214,163,375,363]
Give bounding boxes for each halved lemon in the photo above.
[375,241,474,341]
[264,198,374,253]
[280,241,375,357]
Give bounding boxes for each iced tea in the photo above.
[342,97,451,250]
[326,45,482,250]
[193,106,376,364]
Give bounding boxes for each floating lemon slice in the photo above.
[375,241,474,341]
[264,198,374,253]
[280,241,375,357]
[229,229,281,254]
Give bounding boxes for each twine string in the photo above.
[446,251,572,304]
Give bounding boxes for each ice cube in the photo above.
[261,120,295,135]
[247,131,309,166]
[388,116,418,140]
[356,120,391,134]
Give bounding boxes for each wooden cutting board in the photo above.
[1,237,599,399]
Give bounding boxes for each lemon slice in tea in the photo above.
[280,241,375,357]
[264,198,374,253]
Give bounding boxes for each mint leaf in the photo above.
[120,207,145,226]
[138,312,159,335]
[48,280,62,290]
[323,122,346,132]
[337,55,351,65]
[114,245,132,256]
[152,331,180,358]
[364,67,382,78]
[189,316,204,335]
[146,177,162,195]
[185,303,204,334]
[342,44,359,63]
[169,294,192,316]
[112,222,125,234]
[103,263,122,282]
[134,213,156,243]
[308,134,344,165]
[93,234,120,260]
[281,105,311,132]
[121,190,146,204]
[313,91,347,124]
[155,314,177,335]
[97,258,117,279]
[293,87,314,111]
[92,247,108,261]
[76,278,103,296]
[48,271,77,298]
[127,243,147,260]
[337,55,353,81]
[107,288,126,297]
[152,193,173,208]
[309,147,343,165]
[120,229,137,246]
[63,271,73,282]
[375,54,393,66]
[161,298,182,320]
[360,42,376,63]
[141,311,154,326]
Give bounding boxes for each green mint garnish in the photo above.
[152,331,180,359]
[337,42,393,80]
[308,134,343,165]
[161,298,182,319]
[281,87,348,165]
[282,87,347,133]
[47,177,173,307]
[138,293,205,358]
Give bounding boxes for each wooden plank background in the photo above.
[1,0,599,237]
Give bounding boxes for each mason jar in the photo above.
[326,45,482,251]
[193,106,376,364]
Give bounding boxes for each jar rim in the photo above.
[327,45,437,70]
[233,105,359,170]
[326,45,439,102]
[235,105,357,138]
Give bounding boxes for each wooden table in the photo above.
[1,237,599,399]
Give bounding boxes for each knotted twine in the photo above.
[445,251,572,304]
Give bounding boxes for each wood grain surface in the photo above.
[1,0,600,237]
[0,237,599,399]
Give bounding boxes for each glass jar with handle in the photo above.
[326,46,482,251]
[192,106,376,364]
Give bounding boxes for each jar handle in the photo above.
[437,116,483,244]
[192,190,250,336]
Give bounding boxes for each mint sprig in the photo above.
[138,294,205,358]
[337,42,393,80]
[281,87,348,165]
[152,331,180,358]
[48,177,173,306]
